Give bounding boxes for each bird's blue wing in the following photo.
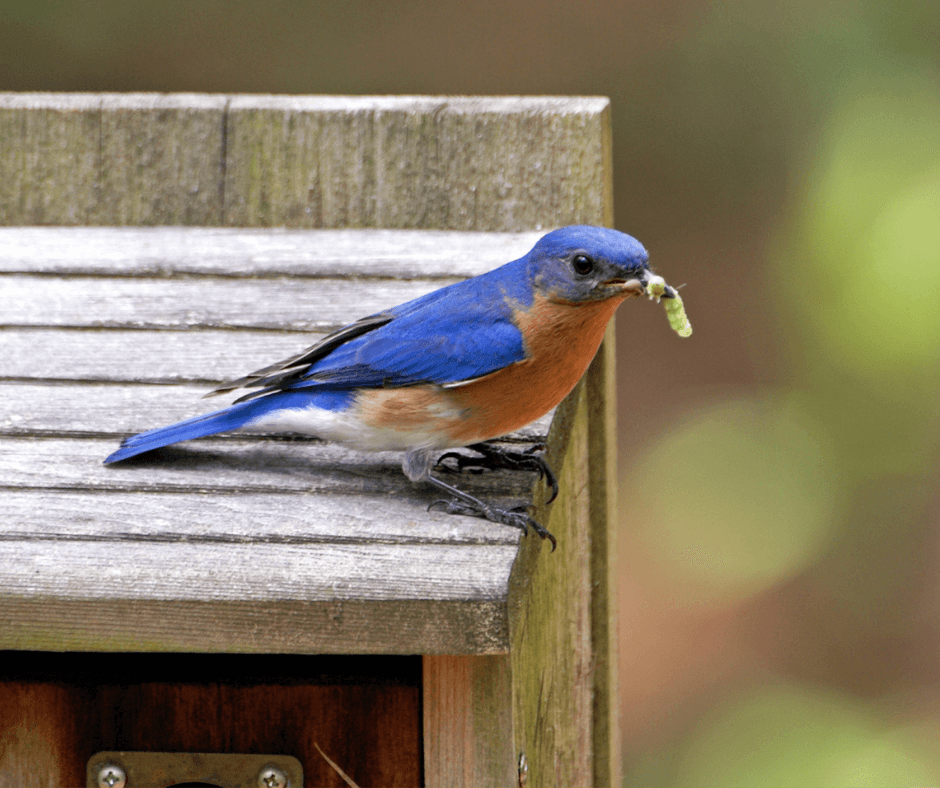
[297,299,525,388]
[225,260,532,402]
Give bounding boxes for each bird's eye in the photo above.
[572,254,594,276]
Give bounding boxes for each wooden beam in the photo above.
[422,654,516,788]
[0,94,612,230]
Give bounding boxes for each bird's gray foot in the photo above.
[436,441,559,504]
[425,475,557,551]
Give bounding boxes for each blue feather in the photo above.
[296,259,530,388]
[103,390,354,463]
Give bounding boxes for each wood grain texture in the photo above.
[0,94,611,230]
[0,682,80,788]
[504,329,620,787]
[97,94,227,226]
[223,95,612,230]
[509,379,595,787]
[0,93,101,225]
[2,273,449,329]
[0,442,528,654]
[1,331,313,384]
[586,327,622,788]
[422,654,516,788]
[0,226,541,277]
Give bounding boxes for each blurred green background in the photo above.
[5,1,939,784]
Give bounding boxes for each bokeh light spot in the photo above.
[783,76,940,386]
[676,683,937,787]
[626,394,840,603]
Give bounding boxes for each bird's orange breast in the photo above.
[442,292,627,444]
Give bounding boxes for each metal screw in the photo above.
[258,765,288,788]
[97,764,126,788]
[518,752,528,787]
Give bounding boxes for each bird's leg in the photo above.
[436,441,559,504]
[425,476,557,551]
[402,449,556,550]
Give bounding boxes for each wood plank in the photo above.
[1,274,449,330]
[0,93,229,227]
[2,490,519,596]
[97,94,227,226]
[423,654,516,788]
[0,597,513,657]
[0,227,542,277]
[509,377,595,787]
[1,377,549,656]
[1,481,521,654]
[1,379,549,446]
[0,544,517,656]
[436,98,613,231]
[0,228,542,381]
[0,93,101,225]
[0,329,313,384]
[224,95,611,229]
[2,382,237,437]
[0,682,78,787]
[0,238,555,658]
[0,434,542,503]
[223,96,380,228]
[586,327,622,788]
[1,487,527,546]
[0,94,611,230]
[506,335,622,787]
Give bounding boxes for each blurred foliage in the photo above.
[780,74,940,475]
[622,2,940,784]
[672,682,938,787]
[630,393,841,604]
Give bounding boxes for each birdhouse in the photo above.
[0,94,620,787]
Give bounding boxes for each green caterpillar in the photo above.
[646,276,692,338]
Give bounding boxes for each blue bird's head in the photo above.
[526,225,653,303]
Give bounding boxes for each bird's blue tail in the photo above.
[104,400,261,464]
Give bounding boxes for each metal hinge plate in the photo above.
[87,751,303,788]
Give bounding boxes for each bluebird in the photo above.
[105,225,679,548]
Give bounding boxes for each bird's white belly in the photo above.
[245,399,465,453]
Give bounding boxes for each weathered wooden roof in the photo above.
[0,227,555,654]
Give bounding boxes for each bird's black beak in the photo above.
[602,275,646,296]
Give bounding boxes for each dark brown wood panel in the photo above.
[0,652,422,788]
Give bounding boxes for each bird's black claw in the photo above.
[435,442,559,504]
[428,497,557,551]
[435,450,486,475]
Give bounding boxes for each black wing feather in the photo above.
[205,312,395,401]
